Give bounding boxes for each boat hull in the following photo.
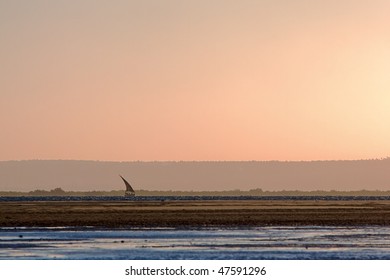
[125,191,135,197]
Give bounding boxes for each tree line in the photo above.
[1,188,390,196]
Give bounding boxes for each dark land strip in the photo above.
[1,200,390,228]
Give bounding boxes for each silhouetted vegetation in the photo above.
[2,188,390,197]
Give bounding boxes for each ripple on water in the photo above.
[1,226,390,259]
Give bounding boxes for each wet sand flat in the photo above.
[1,200,390,228]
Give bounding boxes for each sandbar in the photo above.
[1,200,390,228]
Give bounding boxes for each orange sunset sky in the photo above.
[1,0,389,161]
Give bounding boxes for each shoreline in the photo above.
[2,200,390,228]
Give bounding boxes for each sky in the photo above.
[1,0,390,161]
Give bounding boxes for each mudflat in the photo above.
[1,200,390,228]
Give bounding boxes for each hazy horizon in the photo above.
[1,159,390,192]
[1,0,390,162]
[3,157,390,162]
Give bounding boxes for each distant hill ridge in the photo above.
[0,159,389,191]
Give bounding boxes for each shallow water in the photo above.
[1,226,390,260]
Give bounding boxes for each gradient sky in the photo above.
[1,0,389,161]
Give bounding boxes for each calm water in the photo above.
[1,226,390,260]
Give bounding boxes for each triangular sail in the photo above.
[119,175,135,193]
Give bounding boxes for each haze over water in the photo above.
[2,159,390,192]
[2,1,390,263]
